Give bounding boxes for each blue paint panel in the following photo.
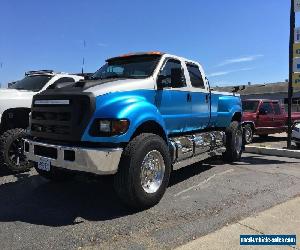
[81,89,242,143]
[189,91,210,130]
[81,90,167,143]
[155,90,191,134]
[215,94,242,127]
[208,93,242,128]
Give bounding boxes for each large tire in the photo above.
[223,121,243,162]
[243,124,253,144]
[0,128,33,172]
[113,133,171,210]
[35,165,73,181]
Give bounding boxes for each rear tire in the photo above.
[35,165,73,181]
[0,128,33,172]
[223,121,243,162]
[243,124,253,144]
[113,133,171,210]
[295,143,300,148]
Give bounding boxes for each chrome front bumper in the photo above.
[24,139,123,175]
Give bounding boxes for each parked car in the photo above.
[25,52,243,209]
[0,70,83,172]
[242,99,300,144]
[292,122,300,148]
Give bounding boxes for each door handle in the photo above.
[205,94,209,103]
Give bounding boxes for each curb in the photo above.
[245,145,300,159]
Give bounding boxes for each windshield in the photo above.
[91,55,161,80]
[242,101,259,113]
[9,75,52,91]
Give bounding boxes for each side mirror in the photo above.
[156,75,165,90]
[259,109,267,115]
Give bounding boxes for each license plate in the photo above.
[38,157,51,172]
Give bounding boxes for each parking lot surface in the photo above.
[0,153,299,250]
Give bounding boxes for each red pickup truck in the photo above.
[242,99,300,143]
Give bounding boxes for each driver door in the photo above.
[256,102,274,131]
[155,58,191,134]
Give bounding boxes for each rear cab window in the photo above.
[186,62,205,89]
[272,102,282,115]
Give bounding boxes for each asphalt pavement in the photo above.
[0,153,299,250]
[250,133,291,149]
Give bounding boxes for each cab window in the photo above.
[186,63,205,88]
[260,102,273,114]
[53,77,75,84]
[158,59,186,88]
[273,103,281,115]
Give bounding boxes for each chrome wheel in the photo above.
[140,150,165,194]
[235,129,243,154]
[244,127,253,144]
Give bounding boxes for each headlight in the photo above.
[90,119,130,136]
[99,120,111,133]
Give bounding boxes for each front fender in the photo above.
[81,90,167,143]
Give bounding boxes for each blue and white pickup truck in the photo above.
[25,52,243,209]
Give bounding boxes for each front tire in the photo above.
[113,133,171,210]
[0,128,33,172]
[223,121,243,162]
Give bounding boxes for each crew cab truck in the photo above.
[0,70,83,172]
[242,99,300,144]
[24,52,243,209]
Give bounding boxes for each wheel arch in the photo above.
[1,108,31,132]
[242,121,255,130]
[130,120,168,143]
[231,112,242,123]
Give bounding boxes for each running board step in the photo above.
[172,147,225,171]
[169,131,226,171]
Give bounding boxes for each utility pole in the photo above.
[288,0,295,148]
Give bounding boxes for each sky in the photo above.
[0,0,295,87]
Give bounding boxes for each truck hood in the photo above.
[0,89,36,99]
[83,78,155,97]
[0,89,35,116]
